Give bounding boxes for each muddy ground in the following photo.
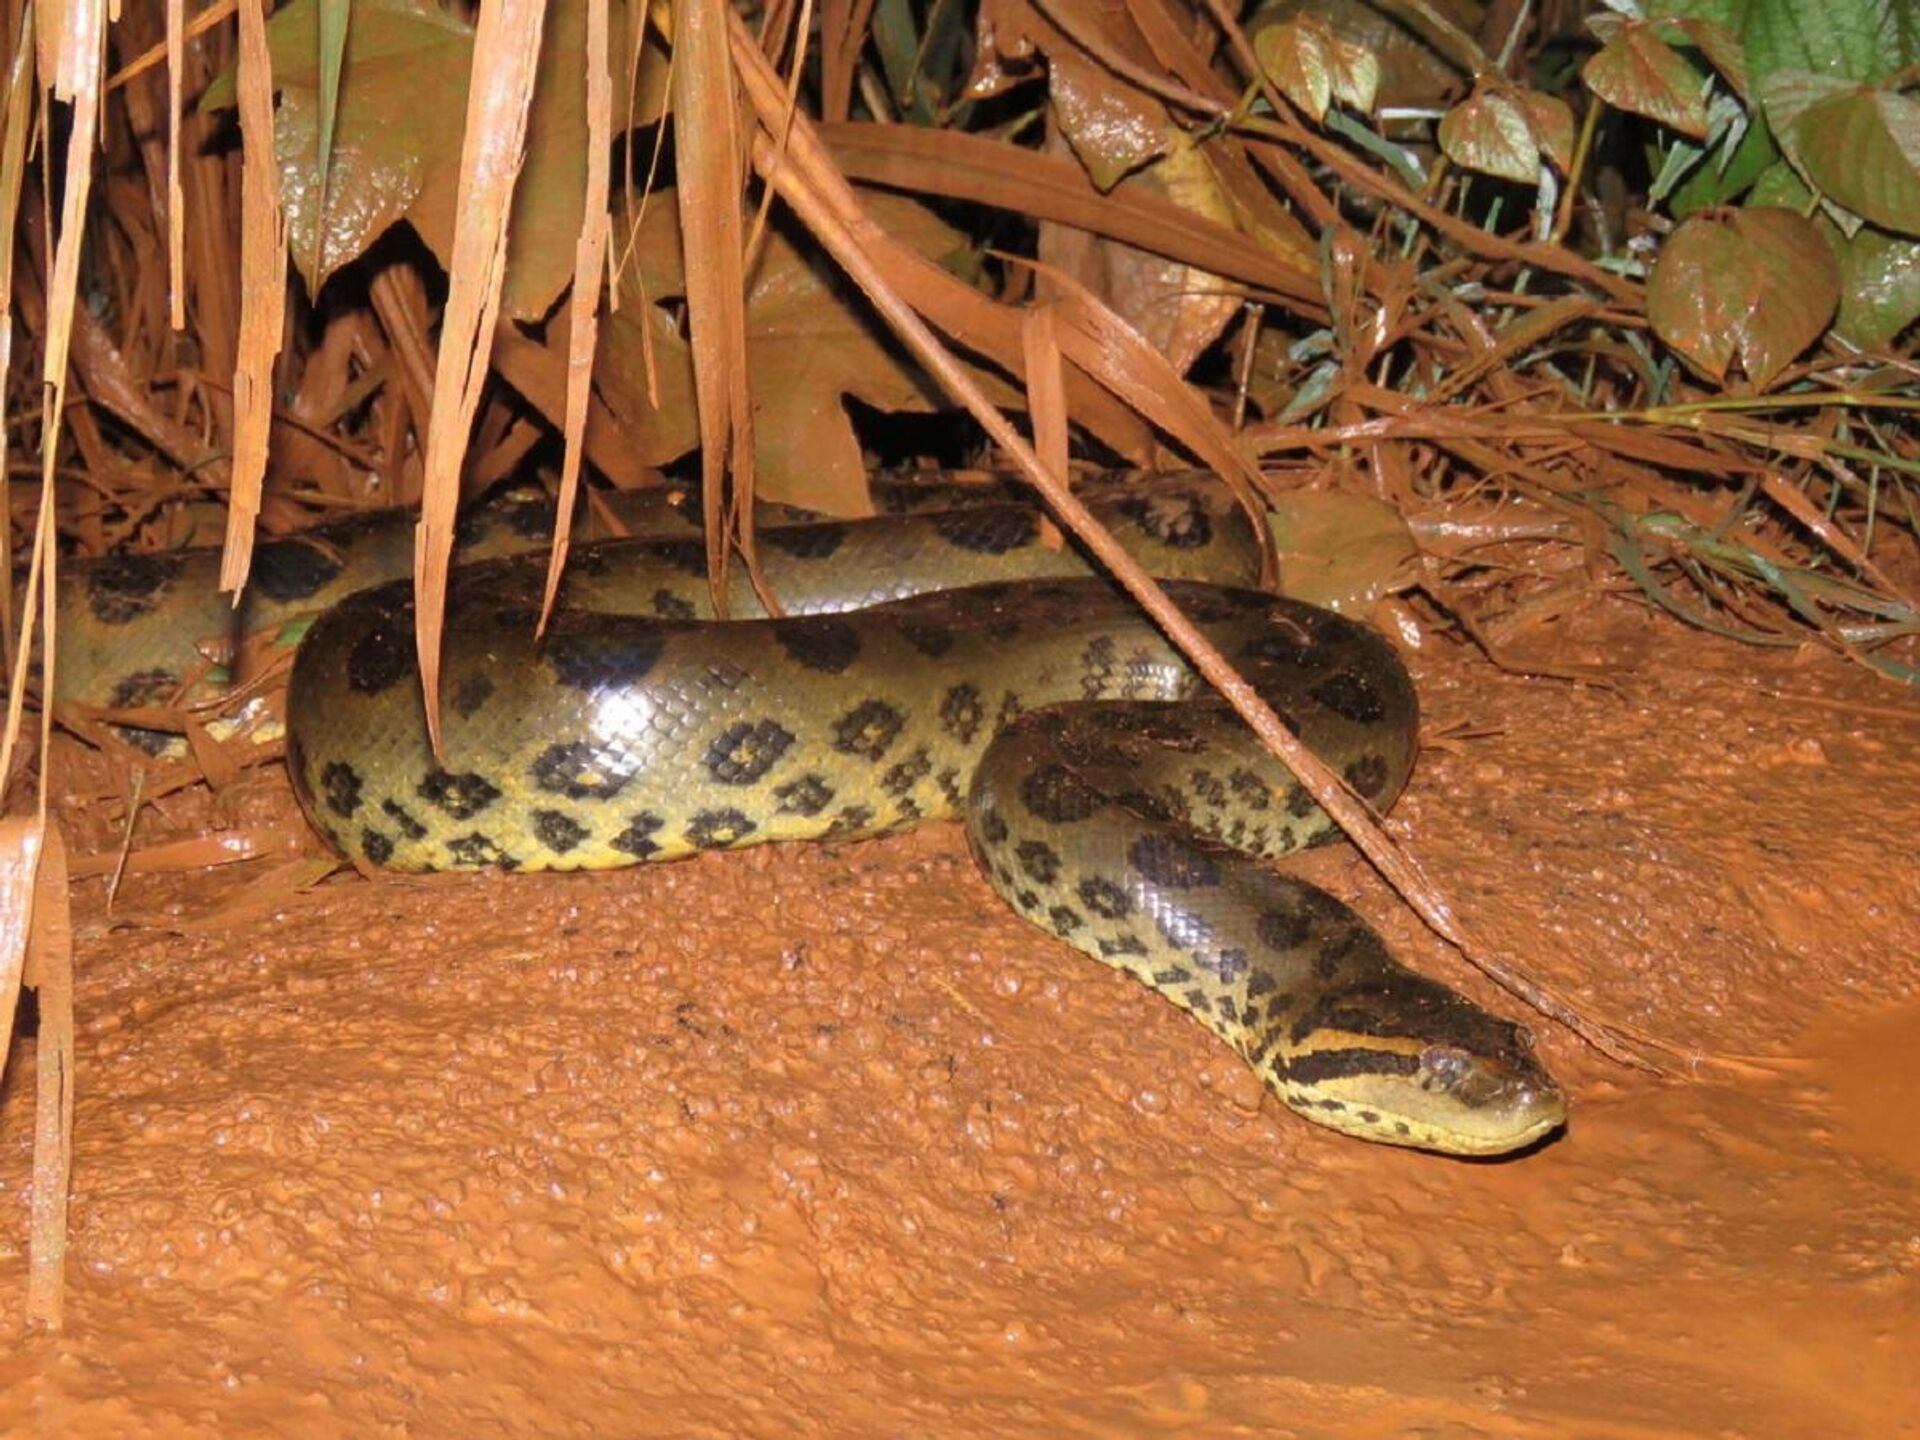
[0,598,1915,1438]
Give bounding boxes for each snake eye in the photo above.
[1420,1046,1473,1088]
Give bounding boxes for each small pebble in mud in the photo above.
[1133,1087,1170,1115]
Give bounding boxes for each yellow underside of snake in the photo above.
[70,479,1566,1154]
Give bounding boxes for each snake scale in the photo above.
[61,477,1565,1155]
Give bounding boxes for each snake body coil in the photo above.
[65,479,1566,1154]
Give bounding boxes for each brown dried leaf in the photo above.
[1582,24,1710,141]
[413,0,547,752]
[219,0,290,599]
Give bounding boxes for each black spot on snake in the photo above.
[610,812,666,859]
[361,828,393,864]
[651,589,696,620]
[705,719,797,785]
[881,747,932,797]
[500,489,559,540]
[1020,764,1102,824]
[1047,904,1082,934]
[533,809,589,854]
[531,741,634,801]
[934,768,965,807]
[545,629,668,691]
[831,699,906,761]
[321,761,363,818]
[976,808,1009,845]
[1199,947,1250,983]
[931,506,1039,554]
[1015,839,1061,884]
[939,683,984,744]
[445,831,514,869]
[1096,933,1149,959]
[253,538,344,602]
[778,619,862,674]
[1258,907,1312,953]
[1228,769,1271,809]
[1310,670,1386,723]
[347,621,413,695]
[764,522,848,560]
[685,808,757,850]
[1076,876,1132,920]
[1128,835,1221,889]
[380,799,428,840]
[107,667,179,710]
[86,552,185,623]
[657,540,708,577]
[898,621,956,658]
[773,773,836,817]
[1285,784,1317,819]
[418,767,502,820]
[1189,769,1228,806]
[824,803,875,838]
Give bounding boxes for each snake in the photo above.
[57,476,1565,1155]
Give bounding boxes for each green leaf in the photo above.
[1648,0,1920,84]
[1668,115,1778,213]
[1831,223,1920,348]
[1647,206,1838,387]
[1764,74,1920,236]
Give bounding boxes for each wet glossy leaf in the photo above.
[1438,84,1539,184]
[1647,207,1838,387]
[1583,24,1710,139]
[1265,489,1414,614]
[1513,89,1576,173]
[1764,72,1920,236]
[1254,16,1379,122]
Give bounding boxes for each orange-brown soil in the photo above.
[1,601,1915,1437]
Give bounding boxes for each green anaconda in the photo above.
[60,478,1566,1155]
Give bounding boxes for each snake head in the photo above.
[1274,976,1567,1156]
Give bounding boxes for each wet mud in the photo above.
[1,601,1915,1437]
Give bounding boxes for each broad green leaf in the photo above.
[1764,73,1920,236]
[1649,0,1918,84]
[1669,115,1778,212]
[1584,24,1710,138]
[1647,206,1838,387]
[1831,223,1920,348]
